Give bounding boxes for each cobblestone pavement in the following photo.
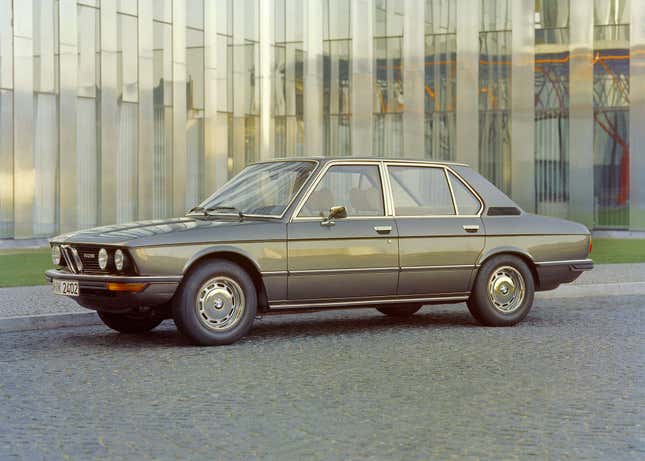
[1,295,643,460]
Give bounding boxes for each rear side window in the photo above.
[448,171,482,215]
[388,166,455,216]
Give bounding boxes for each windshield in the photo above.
[194,161,317,217]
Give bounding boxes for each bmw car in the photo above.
[47,158,593,346]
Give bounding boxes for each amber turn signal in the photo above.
[106,282,147,293]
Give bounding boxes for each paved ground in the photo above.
[1,263,644,319]
[1,293,643,460]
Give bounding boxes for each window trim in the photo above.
[383,162,484,218]
[288,160,485,222]
[290,161,389,221]
[446,169,484,216]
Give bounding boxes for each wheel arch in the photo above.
[475,247,540,289]
[182,247,269,311]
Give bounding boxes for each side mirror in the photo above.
[321,205,347,226]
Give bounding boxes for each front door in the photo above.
[287,163,398,301]
[386,164,485,296]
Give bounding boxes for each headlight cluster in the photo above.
[52,245,130,272]
[98,248,128,272]
[114,249,125,271]
[98,248,108,270]
[51,245,61,265]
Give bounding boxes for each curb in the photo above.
[0,312,101,333]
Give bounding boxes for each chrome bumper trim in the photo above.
[45,269,182,284]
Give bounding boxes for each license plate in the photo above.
[53,279,80,297]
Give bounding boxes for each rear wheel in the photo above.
[467,254,535,326]
[172,260,257,346]
[376,303,423,317]
[98,311,163,334]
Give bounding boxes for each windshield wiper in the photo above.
[187,206,208,216]
[207,206,245,220]
[187,205,245,220]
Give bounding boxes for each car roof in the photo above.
[256,156,470,167]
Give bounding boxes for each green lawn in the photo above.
[0,239,644,288]
[590,238,645,264]
[0,249,51,288]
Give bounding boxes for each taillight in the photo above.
[589,237,593,255]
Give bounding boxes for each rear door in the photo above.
[385,163,485,296]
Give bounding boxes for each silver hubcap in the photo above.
[196,276,245,331]
[487,266,525,313]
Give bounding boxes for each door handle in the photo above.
[462,224,480,233]
[374,225,392,234]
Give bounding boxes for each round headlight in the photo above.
[51,246,61,265]
[114,249,125,271]
[98,248,108,270]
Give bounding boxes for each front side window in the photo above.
[299,165,384,217]
[388,166,455,216]
[197,161,316,216]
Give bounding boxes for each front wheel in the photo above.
[172,261,257,346]
[98,311,163,334]
[376,303,423,317]
[467,254,535,326]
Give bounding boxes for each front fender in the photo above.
[182,244,264,275]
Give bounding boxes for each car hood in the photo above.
[50,217,283,247]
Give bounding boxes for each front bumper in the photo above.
[534,258,594,291]
[45,269,182,313]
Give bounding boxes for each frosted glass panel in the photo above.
[33,93,57,236]
[0,0,12,89]
[0,89,11,236]
[76,98,99,229]
[78,6,99,98]
[116,102,138,223]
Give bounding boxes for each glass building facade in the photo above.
[0,0,644,239]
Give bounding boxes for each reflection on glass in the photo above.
[0,0,640,237]
[116,13,139,223]
[374,1,404,157]
[154,19,173,219]
[0,89,12,237]
[33,0,58,236]
[388,166,455,216]
[0,0,13,90]
[593,0,630,228]
[117,13,139,103]
[187,1,205,204]
[323,0,351,156]
[535,0,570,218]
[425,0,456,160]
[199,161,316,216]
[274,0,304,157]
[228,0,260,174]
[479,0,512,194]
[77,5,100,229]
[300,164,384,217]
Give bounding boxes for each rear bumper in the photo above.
[45,269,182,313]
[534,259,594,291]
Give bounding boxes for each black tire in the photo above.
[172,260,257,346]
[97,311,163,334]
[467,254,535,326]
[376,303,423,317]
